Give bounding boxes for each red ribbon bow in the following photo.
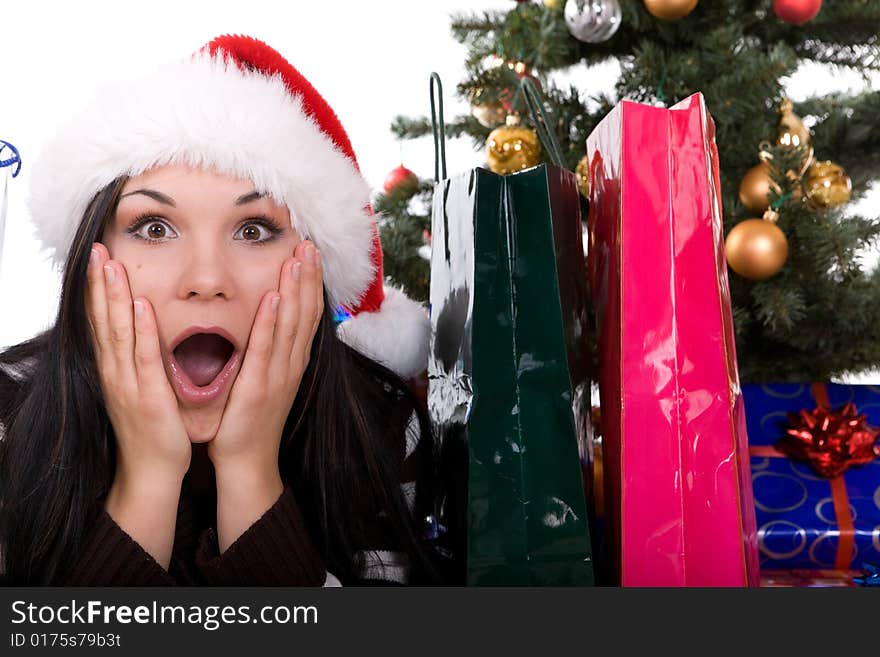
[776,402,880,478]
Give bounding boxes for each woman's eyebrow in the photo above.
[119,189,176,206]
[235,191,266,205]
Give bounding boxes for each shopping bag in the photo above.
[0,140,22,269]
[586,93,760,586]
[427,75,594,586]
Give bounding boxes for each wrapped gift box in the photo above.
[759,569,861,587]
[743,383,880,571]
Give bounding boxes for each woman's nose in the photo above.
[178,248,233,300]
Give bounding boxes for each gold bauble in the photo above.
[777,98,811,149]
[805,160,852,208]
[725,210,789,280]
[643,0,699,21]
[575,154,590,198]
[738,162,780,214]
[777,98,814,174]
[486,115,541,175]
[471,101,507,129]
[543,0,563,9]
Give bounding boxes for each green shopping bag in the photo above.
[427,75,595,586]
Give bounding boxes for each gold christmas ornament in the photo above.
[725,209,789,280]
[777,99,811,149]
[486,114,542,175]
[777,98,814,174]
[805,160,852,208]
[471,101,507,128]
[738,161,780,214]
[544,0,563,8]
[575,154,590,198]
[643,0,699,21]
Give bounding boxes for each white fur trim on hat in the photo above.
[337,286,429,379]
[27,52,375,311]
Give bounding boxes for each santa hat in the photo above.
[27,34,428,379]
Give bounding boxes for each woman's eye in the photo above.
[235,222,273,242]
[134,220,177,241]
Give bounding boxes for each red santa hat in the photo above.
[27,34,428,379]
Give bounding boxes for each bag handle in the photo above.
[429,73,566,178]
[0,140,22,178]
[519,78,566,169]
[429,72,447,183]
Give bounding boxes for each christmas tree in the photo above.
[379,0,880,382]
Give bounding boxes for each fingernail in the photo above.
[306,245,315,263]
[103,265,116,285]
[292,262,302,279]
[90,248,99,266]
[133,299,144,318]
[315,249,322,268]
[270,295,280,313]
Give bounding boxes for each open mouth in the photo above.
[174,333,235,387]
[168,328,241,405]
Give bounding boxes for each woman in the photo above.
[0,35,445,586]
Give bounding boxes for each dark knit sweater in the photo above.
[61,408,422,587]
[62,479,328,586]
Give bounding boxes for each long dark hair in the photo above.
[0,179,443,585]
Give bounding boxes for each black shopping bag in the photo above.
[428,75,595,586]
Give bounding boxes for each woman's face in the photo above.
[102,164,301,442]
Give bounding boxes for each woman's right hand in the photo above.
[87,243,191,481]
[86,243,191,568]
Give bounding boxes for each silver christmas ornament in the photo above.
[564,0,622,43]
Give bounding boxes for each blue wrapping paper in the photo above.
[743,383,880,570]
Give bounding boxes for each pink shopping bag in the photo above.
[586,93,760,586]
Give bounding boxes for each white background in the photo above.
[1,1,878,379]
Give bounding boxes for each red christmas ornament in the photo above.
[773,0,822,25]
[383,164,419,195]
[496,60,542,113]
[500,74,543,113]
[776,402,880,478]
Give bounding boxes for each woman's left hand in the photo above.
[208,239,324,481]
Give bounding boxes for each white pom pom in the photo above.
[336,286,429,379]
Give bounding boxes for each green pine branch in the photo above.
[375,183,433,303]
[380,0,880,382]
